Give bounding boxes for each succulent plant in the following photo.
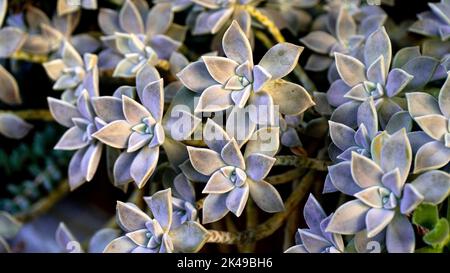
[327,27,442,129]
[178,21,314,128]
[410,0,450,41]
[98,0,185,77]
[104,189,209,253]
[56,222,119,253]
[57,0,97,16]
[0,113,33,139]
[301,5,386,81]
[326,129,450,252]
[0,211,21,253]
[279,113,304,148]
[7,5,98,55]
[47,57,106,190]
[163,173,199,228]
[406,72,450,173]
[285,194,345,253]
[44,42,99,103]
[184,119,284,223]
[153,0,192,12]
[91,64,178,189]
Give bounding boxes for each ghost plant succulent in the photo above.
[98,0,184,77]
[44,42,98,103]
[185,119,284,223]
[47,55,105,190]
[92,64,166,189]
[285,194,345,253]
[326,129,450,252]
[104,189,208,253]
[301,6,386,80]
[178,21,314,127]
[406,72,450,173]
[410,0,450,41]
[328,27,422,129]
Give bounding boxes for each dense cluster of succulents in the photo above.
[0,0,449,254]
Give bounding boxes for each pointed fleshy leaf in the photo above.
[93,120,131,149]
[259,43,303,79]
[366,208,395,238]
[91,96,125,123]
[385,69,413,97]
[328,121,356,151]
[263,80,315,116]
[195,85,232,113]
[146,188,172,231]
[113,151,136,186]
[380,129,412,183]
[169,221,208,253]
[414,114,447,141]
[411,170,450,205]
[146,3,173,37]
[119,0,144,34]
[0,114,33,139]
[187,146,225,176]
[103,236,136,253]
[335,53,366,86]
[328,161,362,196]
[364,27,391,73]
[0,27,26,58]
[248,179,284,213]
[366,56,386,85]
[381,168,402,197]
[439,73,450,118]
[202,193,229,224]
[226,184,249,217]
[245,153,275,181]
[116,201,151,232]
[304,194,327,233]
[400,184,424,214]
[202,56,238,85]
[203,171,234,194]
[386,213,415,253]
[222,21,253,65]
[351,152,383,189]
[142,79,164,122]
[300,31,336,54]
[221,139,245,169]
[414,141,450,173]
[326,200,370,235]
[0,65,21,105]
[130,146,159,188]
[55,126,89,150]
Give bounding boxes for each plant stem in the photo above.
[14,181,70,222]
[0,109,54,122]
[10,51,48,63]
[266,168,306,185]
[275,155,330,171]
[243,6,285,43]
[206,170,316,244]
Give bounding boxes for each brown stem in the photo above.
[0,109,54,122]
[275,155,330,171]
[266,168,306,185]
[206,171,316,244]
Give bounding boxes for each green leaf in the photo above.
[415,246,442,253]
[423,218,449,247]
[413,204,439,229]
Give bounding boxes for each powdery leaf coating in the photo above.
[105,189,208,253]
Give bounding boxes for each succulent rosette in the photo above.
[104,189,208,253]
[285,194,345,253]
[98,0,185,77]
[184,119,284,223]
[406,72,450,173]
[326,129,450,253]
[178,21,314,129]
[410,0,450,41]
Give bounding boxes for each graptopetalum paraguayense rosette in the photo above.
[104,189,208,253]
[1,0,449,254]
[98,0,185,77]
